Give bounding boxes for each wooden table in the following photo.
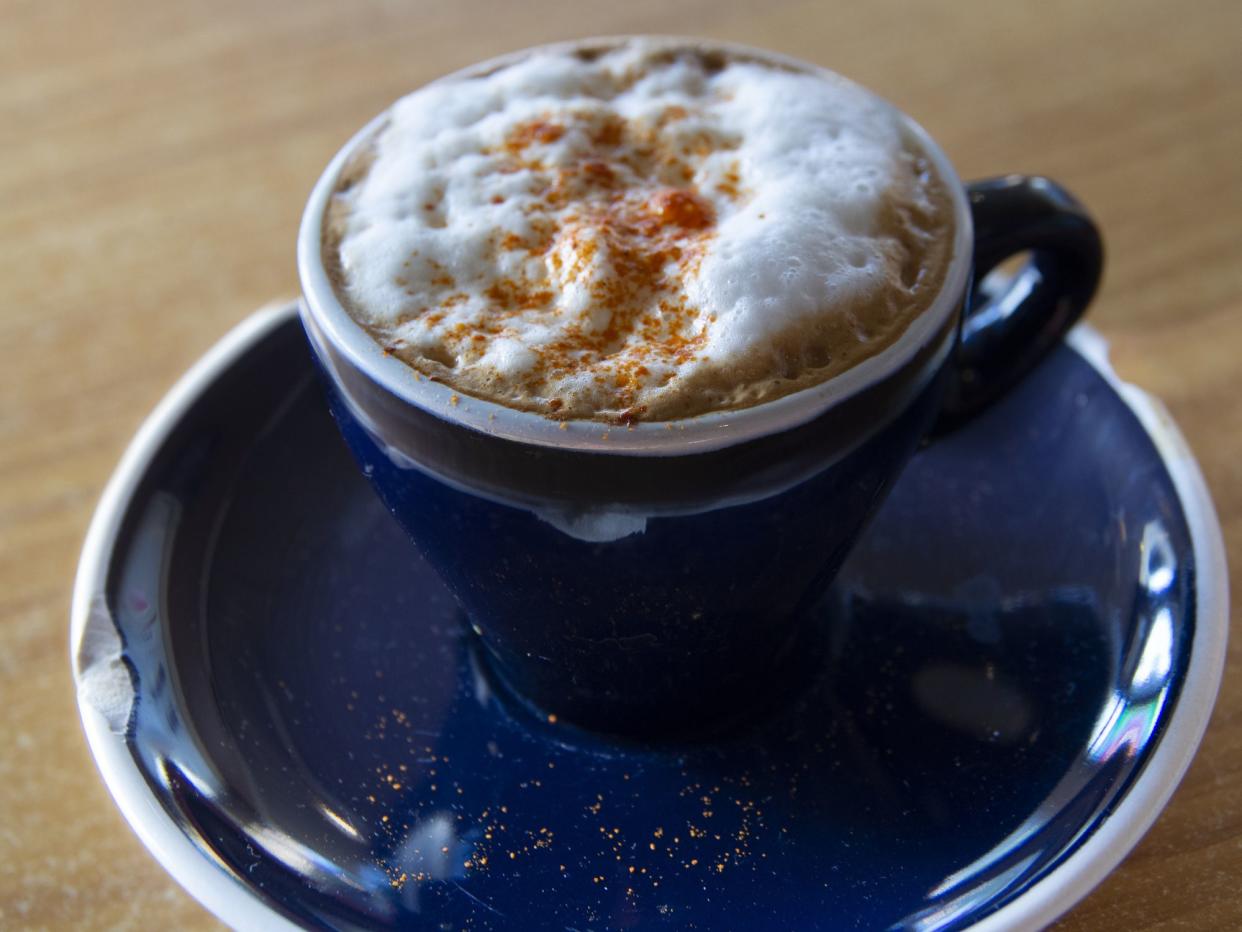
[2,1,1238,928]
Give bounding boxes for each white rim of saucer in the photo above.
[70,304,304,932]
[296,36,975,455]
[70,303,1228,932]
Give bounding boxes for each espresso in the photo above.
[322,39,955,422]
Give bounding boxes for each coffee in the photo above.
[321,39,955,423]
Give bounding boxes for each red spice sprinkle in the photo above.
[649,189,711,230]
[581,161,617,186]
[591,116,624,148]
[505,119,565,153]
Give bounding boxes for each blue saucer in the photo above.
[72,304,1227,931]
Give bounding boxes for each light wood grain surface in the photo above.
[2,1,1239,928]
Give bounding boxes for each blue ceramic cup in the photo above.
[297,39,1102,738]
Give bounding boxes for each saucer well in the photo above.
[72,303,1227,930]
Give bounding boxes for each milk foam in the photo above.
[325,40,953,421]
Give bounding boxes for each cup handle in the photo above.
[934,175,1104,430]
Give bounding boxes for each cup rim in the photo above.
[297,35,974,456]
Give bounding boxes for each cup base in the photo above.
[467,605,831,743]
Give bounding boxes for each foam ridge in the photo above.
[324,40,953,421]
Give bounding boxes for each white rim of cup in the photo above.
[70,304,1228,931]
[296,36,974,455]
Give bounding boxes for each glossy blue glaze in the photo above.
[107,319,1192,930]
[302,303,958,737]
[317,346,948,738]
